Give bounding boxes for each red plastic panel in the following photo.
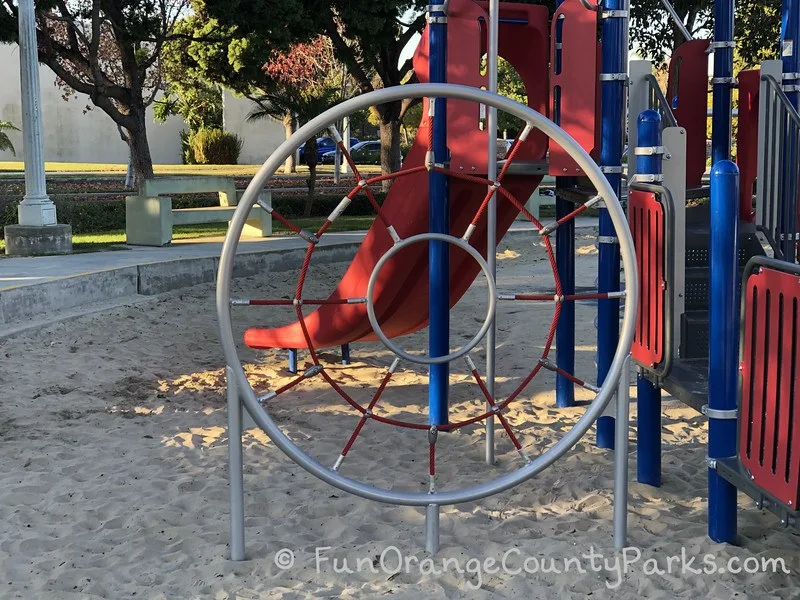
[665,40,711,188]
[548,0,599,176]
[628,190,665,368]
[740,267,800,508]
[414,0,550,173]
[737,70,760,222]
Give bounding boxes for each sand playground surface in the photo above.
[1,232,799,599]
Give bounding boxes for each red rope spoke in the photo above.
[319,369,368,414]
[495,124,534,183]
[365,165,428,186]
[239,298,365,306]
[540,359,600,394]
[270,208,302,234]
[333,359,399,470]
[467,361,530,461]
[294,244,316,300]
[555,195,603,227]
[294,302,320,365]
[496,186,545,230]
[336,141,391,228]
[432,167,494,188]
[500,291,619,302]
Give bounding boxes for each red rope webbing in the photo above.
[271,208,302,233]
[337,142,390,228]
[429,438,436,476]
[432,167,494,188]
[340,416,369,457]
[551,365,590,389]
[495,131,527,181]
[294,244,315,299]
[244,300,294,306]
[339,367,396,457]
[509,292,611,302]
[564,292,611,301]
[365,165,428,186]
[501,362,546,408]
[319,369,366,414]
[246,298,362,306]
[316,220,332,238]
[557,202,591,226]
[496,186,545,230]
[275,375,306,395]
[470,369,523,450]
[294,303,320,364]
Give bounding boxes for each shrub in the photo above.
[180,130,197,165]
[191,129,244,165]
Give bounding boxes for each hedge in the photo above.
[0,192,387,237]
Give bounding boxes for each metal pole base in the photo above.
[227,367,246,561]
[425,504,440,554]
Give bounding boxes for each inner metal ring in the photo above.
[366,233,497,365]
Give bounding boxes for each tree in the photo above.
[630,0,782,67]
[200,0,428,188]
[0,0,226,188]
[249,36,351,213]
[248,88,340,215]
[0,121,19,155]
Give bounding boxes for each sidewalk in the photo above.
[0,218,597,335]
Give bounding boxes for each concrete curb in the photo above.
[0,223,598,334]
[1,242,361,331]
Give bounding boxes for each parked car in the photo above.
[299,136,359,164]
[321,140,381,165]
[349,140,381,164]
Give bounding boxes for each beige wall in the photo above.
[0,44,286,166]
[222,89,287,166]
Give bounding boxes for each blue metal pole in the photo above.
[429,4,449,426]
[708,160,740,543]
[288,349,298,374]
[554,0,576,409]
[711,0,734,165]
[596,0,627,449]
[341,343,351,365]
[636,110,663,487]
[556,196,576,408]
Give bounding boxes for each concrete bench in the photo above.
[517,175,556,220]
[126,176,272,246]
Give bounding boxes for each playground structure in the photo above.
[627,0,800,542]
[216,0,800,558]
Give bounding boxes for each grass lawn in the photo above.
[0,162,381,178]
[0,215,375,254]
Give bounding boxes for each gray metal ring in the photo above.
[365,233,497,365]
[216,83,639,507]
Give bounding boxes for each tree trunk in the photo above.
[378,101,403,192]
[282,112,297,174]
[125,108,155,192]
[304,136,318,217]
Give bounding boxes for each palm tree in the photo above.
[248,88,339,218]
[0,121,20,156]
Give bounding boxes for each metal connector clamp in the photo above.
[701,404,738,420]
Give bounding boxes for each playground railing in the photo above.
[756,73,800,263]
[643,74,679,129]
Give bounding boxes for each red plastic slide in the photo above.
[244,0,550,352]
